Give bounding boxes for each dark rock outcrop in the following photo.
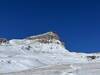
[0,38,8,44]
[87,56,100,60]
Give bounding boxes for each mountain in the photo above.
[0,32,100,75]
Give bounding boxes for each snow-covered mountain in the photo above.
[0,32,100,75]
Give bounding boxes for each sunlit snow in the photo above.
[0,32,100,75]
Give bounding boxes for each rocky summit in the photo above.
[26,32,62,44]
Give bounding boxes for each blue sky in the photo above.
[0,0,99,53]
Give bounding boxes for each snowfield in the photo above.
[0,32,100,75]
[1,63,100,75]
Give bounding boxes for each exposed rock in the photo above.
[26,32,62,44]
[0,38,8,44]
[87,56,96,60]
[87,56,100,60]
[27,32,59,40]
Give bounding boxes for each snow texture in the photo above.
[0,32,100,75]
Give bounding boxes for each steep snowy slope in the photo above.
[0,32,100,75]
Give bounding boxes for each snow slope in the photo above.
[1,63,100,75]
[0,32,100,75]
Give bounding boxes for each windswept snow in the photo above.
[0,32,100,75]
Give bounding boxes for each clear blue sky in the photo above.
[0,0,99,53]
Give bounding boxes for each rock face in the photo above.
[0,38,8,44]
[27,32,59,40]
[26,32,62,44]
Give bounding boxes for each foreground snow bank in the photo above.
[1,63,100,75]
